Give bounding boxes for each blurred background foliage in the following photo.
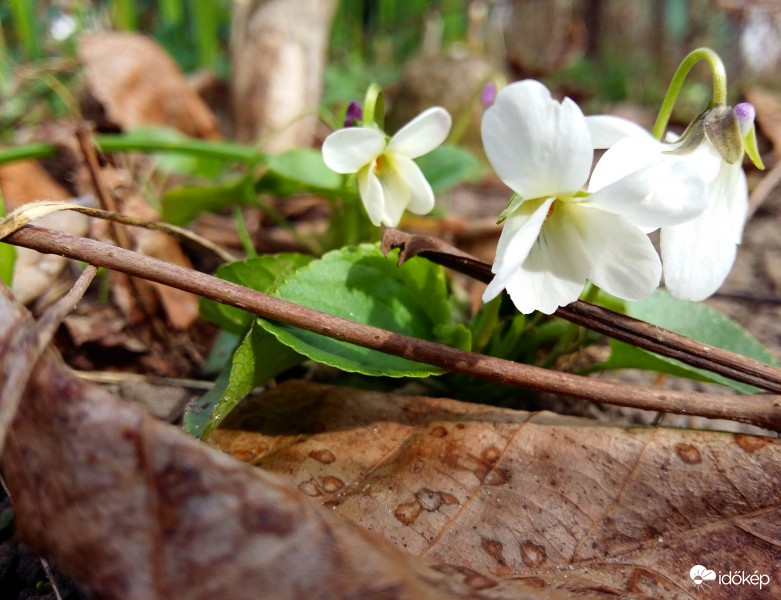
[2,0,781,135]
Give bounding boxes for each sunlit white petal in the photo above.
[589,136,663,190]
[387,107,452,158]
[357,166,386,226]
[586,155,707,229]
[675,139,723,185]
[661,162,747,300]
[586,114,653,149]
[573,206,661,300]
[482,80,592,198]
[376,159,410,227]
[391,155,435,214]
[322,127,386,173]
[504,209,590,315]
[482,198,554,303]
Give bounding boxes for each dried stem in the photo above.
[382,229,781,394]
[4,225,780,431]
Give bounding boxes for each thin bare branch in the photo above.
[4,225,781,431]
[382,229,781,394]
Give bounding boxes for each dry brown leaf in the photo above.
[0,284,571,600]
[0,162,89,304]
[210,381,781,598]
[78,32,219,139]
[122,195,199,329]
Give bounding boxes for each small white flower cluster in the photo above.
[322,79,757,315]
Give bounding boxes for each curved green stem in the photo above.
[652,47,727,140]
[0,136,263,167]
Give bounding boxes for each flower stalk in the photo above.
[652,47,728,140]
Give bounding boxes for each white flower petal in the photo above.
[678,139,724,186]
[572,206,662,301]
[323,127,386,174]
[482,197,554,303]
[504,208,590,314]
[387,107,451,158]
[357,166,387,226]
[586,155,707,230]
[586,114,653,149]
[376,163,410,227]
[589,136,663,190]
[661,162,747,301]
[390,155,435,215]
[711,162,749,243]
[481,80,592,199]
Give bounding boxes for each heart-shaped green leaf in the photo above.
[258,244,471,377]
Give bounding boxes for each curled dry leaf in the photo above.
[210,380,781,598]
[0,284,568,600]
[79,32,219,139]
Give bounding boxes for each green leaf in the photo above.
[414,145,481,194]
[256,148,343,195]
[125,127,225,177]
[496,192,523,224]
[162,178,249,225]
[201,330,241,375]
[0,195,15,286]
[183,322,303,439]
[594,290,777,392]
[258,244,471,377]
[200,253,313,334]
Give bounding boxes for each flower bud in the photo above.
[481,81,497,108]
[343,101,363,128]
[734,102,755,138]
[703,104,743,164]
[735,102,765,170]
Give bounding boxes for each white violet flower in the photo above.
[482,80,707,315]
[587,102,759,301]
[322,107,452,227]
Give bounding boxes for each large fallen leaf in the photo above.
[79,32,219,139]
[211,380,781,598]
[0,283,569,600]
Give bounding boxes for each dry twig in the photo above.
[4,225,781,430]
[382,229,781,394]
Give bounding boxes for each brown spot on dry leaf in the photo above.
[520,541,547,568]
[674,442,702,464]
[734,432,771,453]
[309,448,337,464]
[394,500,422,526]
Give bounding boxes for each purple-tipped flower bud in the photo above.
[481,81,497,108]
[734,102,756,139]
[344,101,363,127]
